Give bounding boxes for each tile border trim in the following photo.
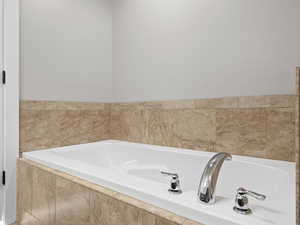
[20,95,296,111]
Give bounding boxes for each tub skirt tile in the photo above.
[113,192,186,225]
[18,212,41,225]
[138,210,156,225]
[138,209,183,225]
[156,217,181,225]
[90,191,139,225]
[17,160,33,218]
[31,166,56,225]
[56,177,90,225]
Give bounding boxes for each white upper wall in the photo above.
[112,0,300,102]
[21,0,112,102]
[21,0,300,102]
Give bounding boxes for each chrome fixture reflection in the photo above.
[233,187,266,215]
[161,171,182,194]
[198,152,232,204]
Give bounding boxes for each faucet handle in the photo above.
[161,171,182,194]
[233,187,266,215]
[161,171,179,179]
[237,187,266,201]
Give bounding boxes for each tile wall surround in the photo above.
[17,158,205,225]
[20,101,111,153]
[110,95,297,162]
[20,95,297,162]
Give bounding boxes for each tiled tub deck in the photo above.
[17,159,204,225]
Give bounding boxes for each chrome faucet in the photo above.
[198,152,232,204]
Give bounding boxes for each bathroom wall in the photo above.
[112,0,300,102]
[20,0,112,102]
[19,101,110,153]
[21,0,300,103]
[19,0,300,223]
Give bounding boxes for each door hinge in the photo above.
[2,171,5,186]
[2,70,6,84]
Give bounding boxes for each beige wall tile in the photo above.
[111,108,216,152]
[20,101,56,111]
[142,101,164,109]
[161,100,196,109]
[59,110,89,146]
[268,95,297,108]
[239,96,273,108]
[88,110,110,142]
[58,109,110,146]
[216,109,267,158]
[238,95,296,108]
[20,110,61,152]
[144,109,172,147]
[20,97,297,162]
[78,110,96,142]
[194,97,238,109]
[112,102,145,111]
[110,108,147,143]
[20,100,107,111]
[164,109,216,151]
[217,105,296,162]
[56,177,90,225]
[20,96,297,160]
[31,167,55,225]
[90,191,139,225]
[20,101,111,152]
[62,102,107,111]
[265,108,295,161]
[110,98,295,161]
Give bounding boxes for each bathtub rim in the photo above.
[23,139,296,170]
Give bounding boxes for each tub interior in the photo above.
[51,141,291,197]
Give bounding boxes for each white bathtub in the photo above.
[23,140,296,225]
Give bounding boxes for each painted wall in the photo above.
[21,0,300,102]
[112,0,300,102]
[21,0,112,102]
